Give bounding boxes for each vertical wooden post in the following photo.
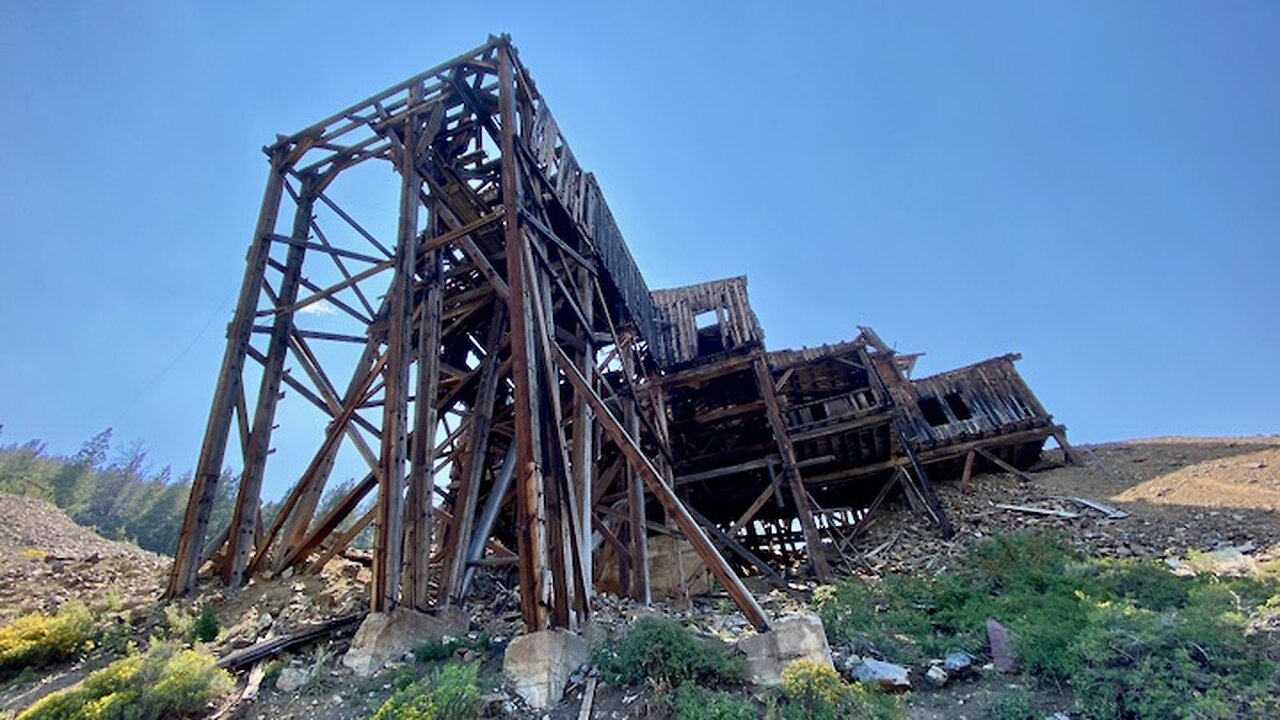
[166,151,289,598]
[499,43,547,631]
[223,177,315,587]
[622,343,650,603]
[440,306,505,605]
[404,228,444,609]
[372,83,423,613]
[752,355,832,582]
[570,267,595,609]
[553,344,771,632]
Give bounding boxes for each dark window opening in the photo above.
[917,396,949,427]
[944,392,973,421]
[696,323,725,356]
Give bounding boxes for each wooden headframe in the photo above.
[165,35,770,633]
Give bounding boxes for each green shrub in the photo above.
[817,574,964,664]
[0,604,94,676]
[818,530,1280,718]
[986,687,1035,720]
[593,616,744,690]
[673,683,756,720]
[1070,600,1279,720]
[1094,560,1191,611]
[18,641,233,719]
[189,605,218,643]
[412,633,490,664]
[368,661,483,720]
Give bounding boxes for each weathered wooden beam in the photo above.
[726,482,777,538]
[752,355,832,582]
[684,504,797,597]
[624,397,650,604]
[404,240,444,610]
[440,307,506,605]
[225,182,316,587]
[553,343,771,631]
[167,155,288,599]
[500,45,547,632]
[974,446,1036,483]
[371,84,423,612]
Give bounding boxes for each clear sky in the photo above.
[1,2,1276,495]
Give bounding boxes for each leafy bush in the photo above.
[412,633,490,663]
[0,604,94,676]
[1070,600,1279,720]
[817,529,1280,718]
[369,661,483,720]
[593,616,744,690]
[189,605,219,643]
[18,641,232,719]
[673,683,757,720]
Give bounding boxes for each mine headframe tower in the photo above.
[165,35,770,632]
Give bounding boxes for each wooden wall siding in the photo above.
[894,355,1053,447]
[651,277,764,365]
[525,93,658,347]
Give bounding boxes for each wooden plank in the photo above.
[685,504,796,596]
[752,355,832,582]
[167,161,288,599]
[371,83,422,612]
[975,446,1036,483]
[404,241,444,610]
[960,450,976,493]
[499,45,547,632]
[553,343,771,631]
[225,185,316,587]
[726,483,776,538]
[674,455,834,487]
[217,614,364,670]
[440,307,506,605]
[623,379,650,604]
[995,504,1081,519]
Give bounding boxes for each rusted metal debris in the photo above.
[166,36,1076,635]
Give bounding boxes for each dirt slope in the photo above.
[0,494,167,622]
[851,435,1280,578]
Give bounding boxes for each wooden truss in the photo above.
[165,36,770,632]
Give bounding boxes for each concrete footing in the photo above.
[736,614,834,685]
[503,629,589,708]
[341,607,469,676]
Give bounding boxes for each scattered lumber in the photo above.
[216,613,365,670]
[994,504,1081,519]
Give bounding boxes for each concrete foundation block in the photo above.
[736,614,834,686]
[342,607,469,676]
[503,629,589,709]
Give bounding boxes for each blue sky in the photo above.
[1,2,1276,494]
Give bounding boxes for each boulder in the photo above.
[737,614,834,686]
[924,664,948,687]
[503,629,589,709]
[846,657,911,692]
[943,650,976,677]
[986,619,1017,673]
[275,665,312,693]
[342,607,469,676]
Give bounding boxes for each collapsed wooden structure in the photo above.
[166,36,1074,633]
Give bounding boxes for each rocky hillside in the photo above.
[0,494,167,623]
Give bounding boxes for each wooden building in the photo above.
[166,37,1074,634]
